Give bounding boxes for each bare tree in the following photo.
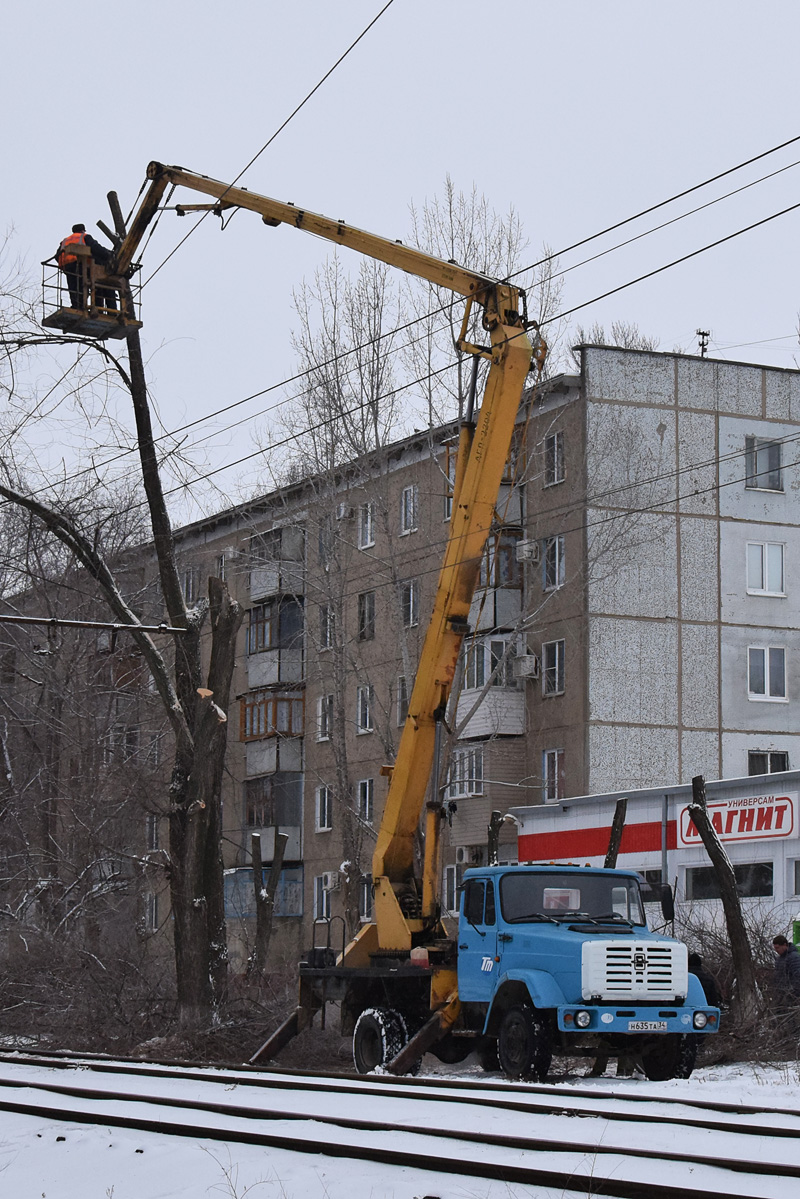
[0,243,243,1028]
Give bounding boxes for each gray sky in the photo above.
[4,1,800,519]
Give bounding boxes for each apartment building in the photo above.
[520,344,800,798]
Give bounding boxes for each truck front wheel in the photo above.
[641,1033,697,1081]
[497,1004,551,1081]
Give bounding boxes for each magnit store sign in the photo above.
[679,793,797,846]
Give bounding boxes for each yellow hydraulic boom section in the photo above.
[112,162,544,956]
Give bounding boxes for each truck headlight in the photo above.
[575,1010,592,1028]
[693,1011,708,1029]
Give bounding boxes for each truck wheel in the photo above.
[353,1007,416,1074]
[497,1005,551,1081]
[641,1033,696,1081]
[477,1038,500,1072]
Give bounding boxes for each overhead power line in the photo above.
[141,0,396,289]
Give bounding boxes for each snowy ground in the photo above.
[0,1059,798,1199]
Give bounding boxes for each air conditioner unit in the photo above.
[513,654,540,680]
[455,846,469,866]
[515,539,540,564]
[321,870,341,891]
[335,503,353,521]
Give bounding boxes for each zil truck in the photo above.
[56,162,719,1081]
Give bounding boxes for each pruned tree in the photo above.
[0,231,243,1029]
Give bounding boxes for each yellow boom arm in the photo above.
[115,162,540,953]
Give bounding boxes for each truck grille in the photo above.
[581,940,688,1001]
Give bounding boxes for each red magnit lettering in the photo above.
[775,803,788,829]
[756,807,774,832]
[725,809,737,835]
[738,808,755,834]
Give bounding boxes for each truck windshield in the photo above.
[499,871,646,926]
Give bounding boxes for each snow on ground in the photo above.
[0,1060,797,1199]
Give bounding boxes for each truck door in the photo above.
[457,877,499,1002]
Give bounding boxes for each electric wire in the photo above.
[31,133,800,496]
[507,132,800,281]
[139,0,396,290]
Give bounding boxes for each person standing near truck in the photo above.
[772,935,800,1002]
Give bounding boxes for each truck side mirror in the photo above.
[660,885,675,922]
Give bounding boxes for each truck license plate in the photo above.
[628,1020,667,1031]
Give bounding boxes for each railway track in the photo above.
[0,1051,797,1198]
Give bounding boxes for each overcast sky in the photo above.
[4,1,800,520]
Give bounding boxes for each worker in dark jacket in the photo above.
[56,224,116,310]
[773,935,800,1000]
[688,952,721,1007]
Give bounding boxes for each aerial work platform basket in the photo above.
[41,245,142,340]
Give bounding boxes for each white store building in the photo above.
[511,770,800,927]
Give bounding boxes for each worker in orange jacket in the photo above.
[56,224,116,311]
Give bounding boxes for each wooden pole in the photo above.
[604,798,628,868]
[251,829,289,977]
[688,775,760,1019]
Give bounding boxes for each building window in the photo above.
[542,748,565,803]
[397,676,409,725]
[400,484,418,534]
[245,771,303,828]
[444,863,463,915]
[319,604,335,650]
[542,535,565,591]
[313,875,331,920]
[356,684,374,733]
[463,637,515,690]
[318,514,334,566]
[686,862,773,900]
[247,596,303,654]
[793,860,800,897]
[103,724,139,766]
[745,436,782,491]
[250,529,281,564]
[544,431,565,487]
[357,590,376,641]
[447,744,484,798]
[145,813,159,852]
[746,542,785,596]
[144,892,159,932]
[181,566,200,603]
[400,579,419,628]
[358,875,374,921]
[542,639,566,696]
[357,777,374,824]
[317,693,334,741]
[216,553,227,581]
[358,501,376,549]
[241,691,305,740]
[480,529,522,589]
[748,646,787,701]
[315,785,333,832]
[748,749,790,775]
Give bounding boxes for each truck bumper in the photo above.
[556,1004,720,1034]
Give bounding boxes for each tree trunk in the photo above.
[250,828,289,978]
[604,797,628,868]
[688,775,760,1019]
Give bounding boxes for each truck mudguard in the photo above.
[484,968,567,1032]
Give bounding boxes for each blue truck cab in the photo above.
[456,863,719,1080]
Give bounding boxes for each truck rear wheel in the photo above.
[641,1033,697,1081]
[353,1007,415,1074]
[497,1004,551,1081]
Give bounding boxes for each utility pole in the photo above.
[696,329,710,357]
